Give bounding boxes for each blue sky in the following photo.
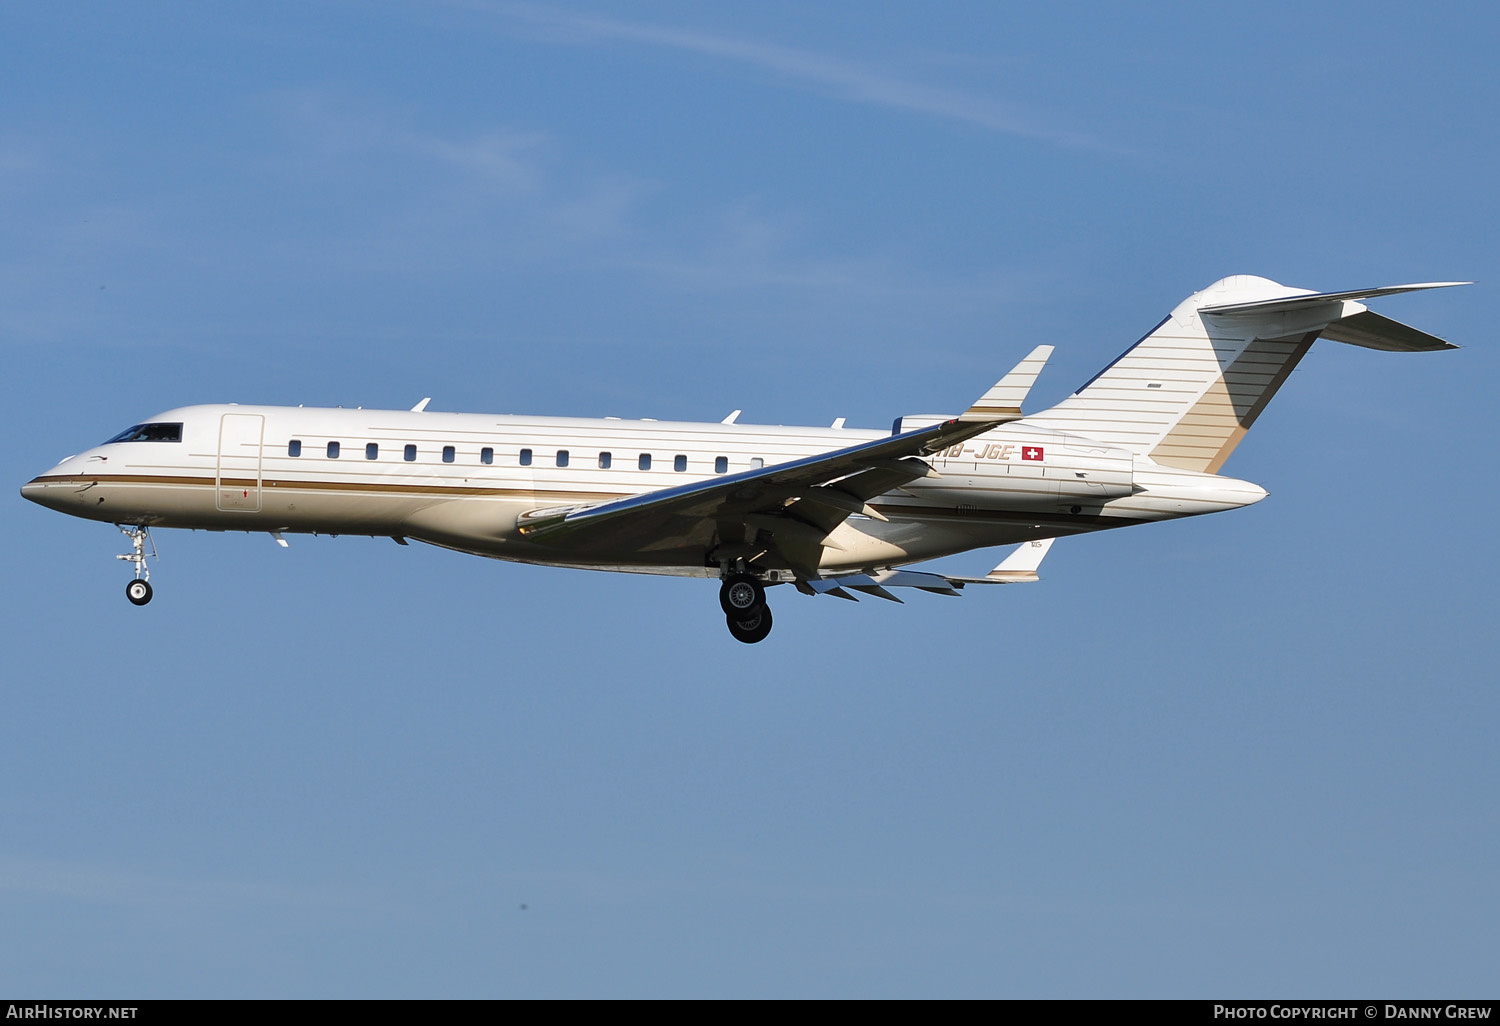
[3,1,1497,997]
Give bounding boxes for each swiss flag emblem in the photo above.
[1021,446,1044,461]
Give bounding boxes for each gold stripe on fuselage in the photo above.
[31,473,1154,533]
[31,473,627,503]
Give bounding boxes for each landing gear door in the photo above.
[217,413,264,512]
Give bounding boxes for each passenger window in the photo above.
[404,444,417,462]
[366,443,379,460]
[557,450,569,468]
[442,446,455,463]
[598,452,612,469]
[714,456,727,474]
[520,448,532,466]
[327,442,340,459]
[480,447,493,465]
[638,453,651,470]
[674,455,687,472]
[750,457,763,469]
[288,440,302,457]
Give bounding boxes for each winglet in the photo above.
[985,537,1055,582]
[959,345,1054,422]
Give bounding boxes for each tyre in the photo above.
[726,604,773,644]
[126,579,153,606]
[719,573,765,617]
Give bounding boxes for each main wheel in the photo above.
[726,604,773,644]
[719,573,765,617]
[125,579,153,606]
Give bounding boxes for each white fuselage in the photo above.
[22,404,1267,576]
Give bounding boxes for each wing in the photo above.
[515,346,1053,574]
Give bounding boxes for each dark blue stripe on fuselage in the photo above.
[1071,314,1171,396]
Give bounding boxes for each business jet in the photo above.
[21,275,1464,642]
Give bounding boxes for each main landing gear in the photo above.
[720,571,773,643]
[726,604,773,644]
[117,525,156,606]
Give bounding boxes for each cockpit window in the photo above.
[104,422,183,444]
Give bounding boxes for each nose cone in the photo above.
[21,473,70,513]
[21,455,84,513]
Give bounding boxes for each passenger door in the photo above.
[216,413,263,512]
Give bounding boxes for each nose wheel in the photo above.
[117,525,156,606]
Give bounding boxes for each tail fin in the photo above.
[1027,275,1465,473]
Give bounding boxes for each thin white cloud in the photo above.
[623,201,1043,305]
[472,2,1107,149]
[266,89,553,196]
[0,92,1045,353]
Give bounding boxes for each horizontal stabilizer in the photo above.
[959,345,1053,422]
[806,539,1055,598]
[1320,310,1457,352]
[807,569,959,599]
[985,537,1055,582]
[1199,282,1469,316]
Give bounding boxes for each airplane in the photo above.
[20,274,1465,643]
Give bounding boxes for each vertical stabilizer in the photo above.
[1027,276,1462,473]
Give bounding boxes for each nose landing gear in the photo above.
[719,570,772,643]
[117,525,156,606]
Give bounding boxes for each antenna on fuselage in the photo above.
[411,397,432,412]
